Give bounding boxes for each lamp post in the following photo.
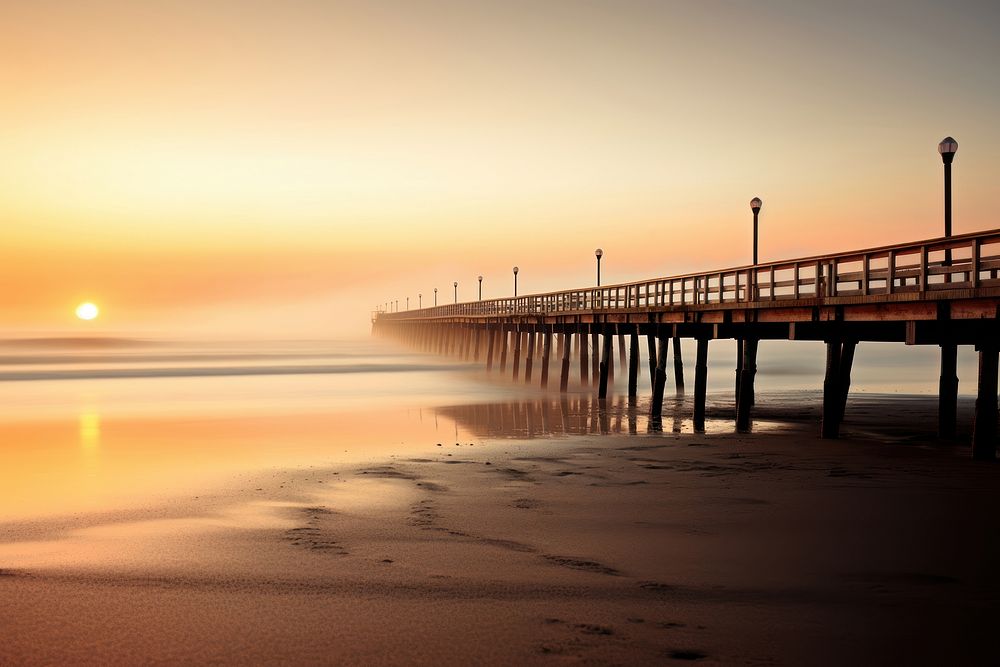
[513,266,519,297]
[939,136,958,241]
[750,197,762,265]
[406,297,409,310]
[478,275,483,301]
[434,288,437,306]
[937,137,959,439]
[453,281,458,304]
[595,248,603,286]
[419,293,422,309]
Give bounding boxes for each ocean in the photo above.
[0,336,981,522]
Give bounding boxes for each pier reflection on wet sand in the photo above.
[435,394,749,438]
[434,391,975,442]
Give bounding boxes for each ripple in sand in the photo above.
[542,554,620,576]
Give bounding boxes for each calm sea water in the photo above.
[0,336,980,522]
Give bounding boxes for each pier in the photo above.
[373,229,1000,459]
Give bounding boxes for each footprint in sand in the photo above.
[407,499,440,528]
[283,506,348,555]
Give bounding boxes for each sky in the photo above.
[2,0,999,338]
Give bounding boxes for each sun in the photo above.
[76,302,100,321]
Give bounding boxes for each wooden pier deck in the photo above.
[373,229,1000,459]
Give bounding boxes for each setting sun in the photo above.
[75,302,99,321]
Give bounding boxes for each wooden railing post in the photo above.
[972,238,981,287]
[862,255,870,295]
[887,251,896,294]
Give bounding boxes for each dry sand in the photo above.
[1,397,999,665]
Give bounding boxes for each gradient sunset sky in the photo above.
[2,0,998,337]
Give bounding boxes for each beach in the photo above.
[2,380,999,665]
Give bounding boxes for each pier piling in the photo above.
[628,330,639,400]
[972,342,999,460]
[735,338,758,433]
[541,328,552,388]
[486,326,496,372]
[735,338,744,403]
[650,335,669,420]
[591,331,600,387]
[822,340,843,438]
[838,341,857,424]
[598,329,613,399]
[499,328,509,373]
[646,333,657,392]
[560,332,571,392]
[939,343,959,439]
[693,338,709,432]
[525,330,536,383]
[673,337,686,395]
[512,328,522,380]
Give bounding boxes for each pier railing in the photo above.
[379,229,1000,319]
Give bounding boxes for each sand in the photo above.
[1,398,999,665]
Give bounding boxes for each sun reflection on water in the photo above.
[79,411,101,450]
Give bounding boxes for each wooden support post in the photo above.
[673,337,686,394]
[579,330,589,385]
[591,331,600,387]
[735,338,758,433]
[608,327,615,385]
[837,340,857,425]
[486,326,496,372]
[525,330,536,383]
[618,334,627,369]
[598,328,613,399]
[693,338,709,432]
[650,335,669,420]
[646,332,657,392]
[560,332,571,393]
[473,326,481,361]
[939,343,959,439]
[512,328,522,380]
[822,341,843,439]
[628,331,639,399]
[972,342,999,461]
[499,328,509,373]
[541,329,552,389]
[735,338,744,403]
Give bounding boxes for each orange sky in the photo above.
[2,0,999,337]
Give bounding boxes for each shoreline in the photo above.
[2,397,999,665]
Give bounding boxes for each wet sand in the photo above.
[1,396,999,665]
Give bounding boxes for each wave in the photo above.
[0,352,411,366]
[0,363,459,383]
[0,337,155,349]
